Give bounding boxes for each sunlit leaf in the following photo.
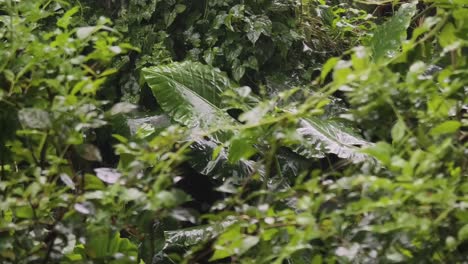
[362,142,393,166]
[76,26,96,39]
[210,224,260,261]
[15,206,34,219]
[439,23,457,48]
[57,6,79,29]
[429,121,461,136]
[60,173,76,190]
[109,102,138,116]
[94,168,121,184]
[74,202,95,215]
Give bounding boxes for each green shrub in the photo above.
[1,0,467,263]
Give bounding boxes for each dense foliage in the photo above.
[0,0,467,263]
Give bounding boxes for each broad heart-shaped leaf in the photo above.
[370,2,417,62]
[142,61,237,140]
[294,117,371,163]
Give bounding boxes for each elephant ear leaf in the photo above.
[295,117,372,163]
[142,62,236,135]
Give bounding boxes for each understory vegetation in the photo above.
[0,0,467,263]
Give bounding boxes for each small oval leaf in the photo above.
[60,173,75,190]
[430,121,461,136]
[77,144,102,162]
[94,167,121,184]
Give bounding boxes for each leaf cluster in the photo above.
[1,0,467,263]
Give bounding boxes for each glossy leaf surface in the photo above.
[142,62,237,134]
[295,117,371,163]
[370,2,417,62]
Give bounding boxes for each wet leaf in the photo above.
[142,62,237,140]
[295,117,371,163]
[370,2,417,62]
[164,221,234,249]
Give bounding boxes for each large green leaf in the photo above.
[142,62,236,135]
[142,62,261,178]
[294,117,372,163]
[370,2,417,62]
